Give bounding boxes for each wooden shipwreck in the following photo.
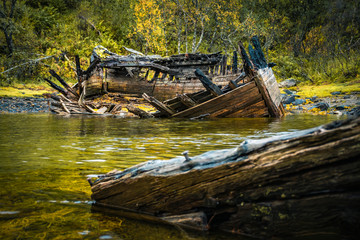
[46,36,284,118]
[89,116,360,239]
[128,37,284,118]
[86,47,230,100]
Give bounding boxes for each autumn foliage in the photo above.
[0,0,359,85]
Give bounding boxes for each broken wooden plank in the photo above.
[194,69,223,97]
[250,36,267,69]
[126,105,154,118]
[59,98,70,114]
[44,78,69,97]
[142,93,175,116]
[171,82,257,118]
[232,51,238,74]
[49,69,79,98]
[96,106,108,114]
[238,41,254,77]
[75,55,83,94]
[176,94,196,108]
[254,67,284,117]
[150,70,160,82]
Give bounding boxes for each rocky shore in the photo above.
[279,79,360,116]
[1,92,359,116]
[0,96,53,113]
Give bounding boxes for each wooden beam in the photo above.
[49,69,79,98]
[142,93,175,116]
[44,78,68,97]
[253,68,283,117]
[194,69,223,97]
[75,55,83,93]
[238,41,254,77]
[177,94,197,108]
[232,51,238,74]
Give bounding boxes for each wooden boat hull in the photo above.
[86,68,234,101]
[90,116,360,238]
[136,67,284,119]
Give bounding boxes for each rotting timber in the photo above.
[46,36,284,118]
[89,115,360,238]
[129,37,284,118]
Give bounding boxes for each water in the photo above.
[0,113,344,239]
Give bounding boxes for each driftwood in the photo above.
[90,116,360,238]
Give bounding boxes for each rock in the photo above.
[335,105,346,110]
[344,95,351,99]
[331,91,342,95]
[347,106,360,116]
[283,89,294,95]
[292,99,306,105]
[268,62,277,67]
[283,95,296,104]
[278,78,298,88]
[311,96,318,101]
[311,102,330,111]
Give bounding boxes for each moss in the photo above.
[278,212,289,220]
[0,84,54,97]
[294,83,360,98]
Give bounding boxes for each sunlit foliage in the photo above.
[0,0,359,85]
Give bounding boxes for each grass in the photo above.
[284,82,360,98]
[0,83,54,97]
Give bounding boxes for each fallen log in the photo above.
[90,116,360,239]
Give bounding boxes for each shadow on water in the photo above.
[0,113,345,239]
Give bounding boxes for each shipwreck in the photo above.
[89,115,360,238]
[46,36,284,118]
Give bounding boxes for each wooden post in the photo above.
[75,55,83,93]
[84,58,100,78]
[150,70,160,82]
[238,41,254,77]
[232,51,238,74]
[251,36,267,69]
[221,55,227,75]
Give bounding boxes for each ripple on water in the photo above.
[0,211,20,215]
[83,159,107,162]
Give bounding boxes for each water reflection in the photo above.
[0,113,343,239]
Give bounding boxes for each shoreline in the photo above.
[0,96,53,113]
[1,94,359,116]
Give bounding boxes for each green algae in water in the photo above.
[0,113,344,239]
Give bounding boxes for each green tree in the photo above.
[0,0,17,56]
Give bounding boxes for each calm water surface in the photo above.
[0,113,344,239]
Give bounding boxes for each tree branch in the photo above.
[0,55,55,75]
[9,0,16,18]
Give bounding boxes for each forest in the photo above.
[0,0,359,86]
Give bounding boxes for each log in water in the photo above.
[91,116,360,238]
